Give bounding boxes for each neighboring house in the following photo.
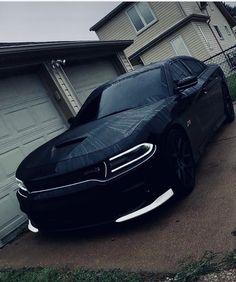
[0,40,132,246]
[90,2,236,68]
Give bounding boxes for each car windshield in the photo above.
[73,66,169,126]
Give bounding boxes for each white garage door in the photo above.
[64,59,119,105]
[0,72,67,246]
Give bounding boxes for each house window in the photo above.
[224,25,231,36]
[170,36,191,56]
[127,3,156,33]
[213,25,224,39]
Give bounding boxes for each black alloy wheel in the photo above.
[223,85,235,123]
[165,129,195,197]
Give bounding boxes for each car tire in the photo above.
[165,129,195,197]
[223,85,235,123]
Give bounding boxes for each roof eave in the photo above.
[0,40,133,68]
[90,2,131,31]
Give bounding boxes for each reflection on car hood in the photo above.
[16,99,171,181]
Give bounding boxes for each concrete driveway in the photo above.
[0,107,236,273]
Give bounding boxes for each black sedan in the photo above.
[16,56,235,233]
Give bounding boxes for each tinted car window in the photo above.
[170,60,191,82]
[75,67,169,125]
[182,58,206,76]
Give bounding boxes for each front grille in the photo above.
[25,162,106,191]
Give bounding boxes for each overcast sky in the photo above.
[0,1,120,42]
[0,1,236,43]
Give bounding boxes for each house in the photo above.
[90,2,236,68]
[0,40,133,246]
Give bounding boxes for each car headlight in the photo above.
[108,143,156,174]
[16,177,28,192]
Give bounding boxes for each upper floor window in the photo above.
[127,3,156,33]
[213,25,224,39]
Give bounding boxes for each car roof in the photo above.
[84,56,197,104]
[105,55,196,86]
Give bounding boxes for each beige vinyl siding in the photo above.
[180,2,236,50]
[180,2,202,16]
[206,3,236,50]
[96,11,136,41]
[193,22,222,56]
[97,2,185,57]
[141,22,209,64]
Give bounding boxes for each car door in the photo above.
[169,59,213,152]
[181,57,223,133]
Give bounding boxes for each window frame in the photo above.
[126,3,157,34]
[213,25,224,40]
[170,35,191,56]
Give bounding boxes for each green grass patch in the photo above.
[0,268,151,282]
[0,250,235,282]
[227,73,236,101]
[174,250,236,282]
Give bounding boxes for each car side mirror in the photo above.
[175,76,198,91]
[68,116,75,125]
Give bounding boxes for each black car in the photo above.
[16,56,235,233]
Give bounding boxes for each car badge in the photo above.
[187,119,191,127]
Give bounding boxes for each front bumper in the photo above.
[17,152,171,232]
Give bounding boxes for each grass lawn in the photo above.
[227,73,236,101]
[0,250,235,282]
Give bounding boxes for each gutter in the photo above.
[0,40,133,55]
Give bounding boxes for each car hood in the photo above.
[16,98,171,182]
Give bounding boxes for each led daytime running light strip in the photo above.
[109,143,154,173]
[16,177,28,191]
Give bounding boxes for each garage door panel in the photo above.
[0,72,67,245]
[0,190,21,229]
[32,101,59,123]
[0,74,49,109]
[64,59,118,105]
[0,117,10,139]
[22,136,46,156]
[0,148,24,178]
[7,108,37,133]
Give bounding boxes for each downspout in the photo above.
[205,9,230,67]
[205,7,224,53]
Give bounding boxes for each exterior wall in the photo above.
[180,2,236,50]
[180,2,202,16]
[206,2,236,50]
[192,22,222,57]
[96,2,185,58]
[141,22,210,64]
